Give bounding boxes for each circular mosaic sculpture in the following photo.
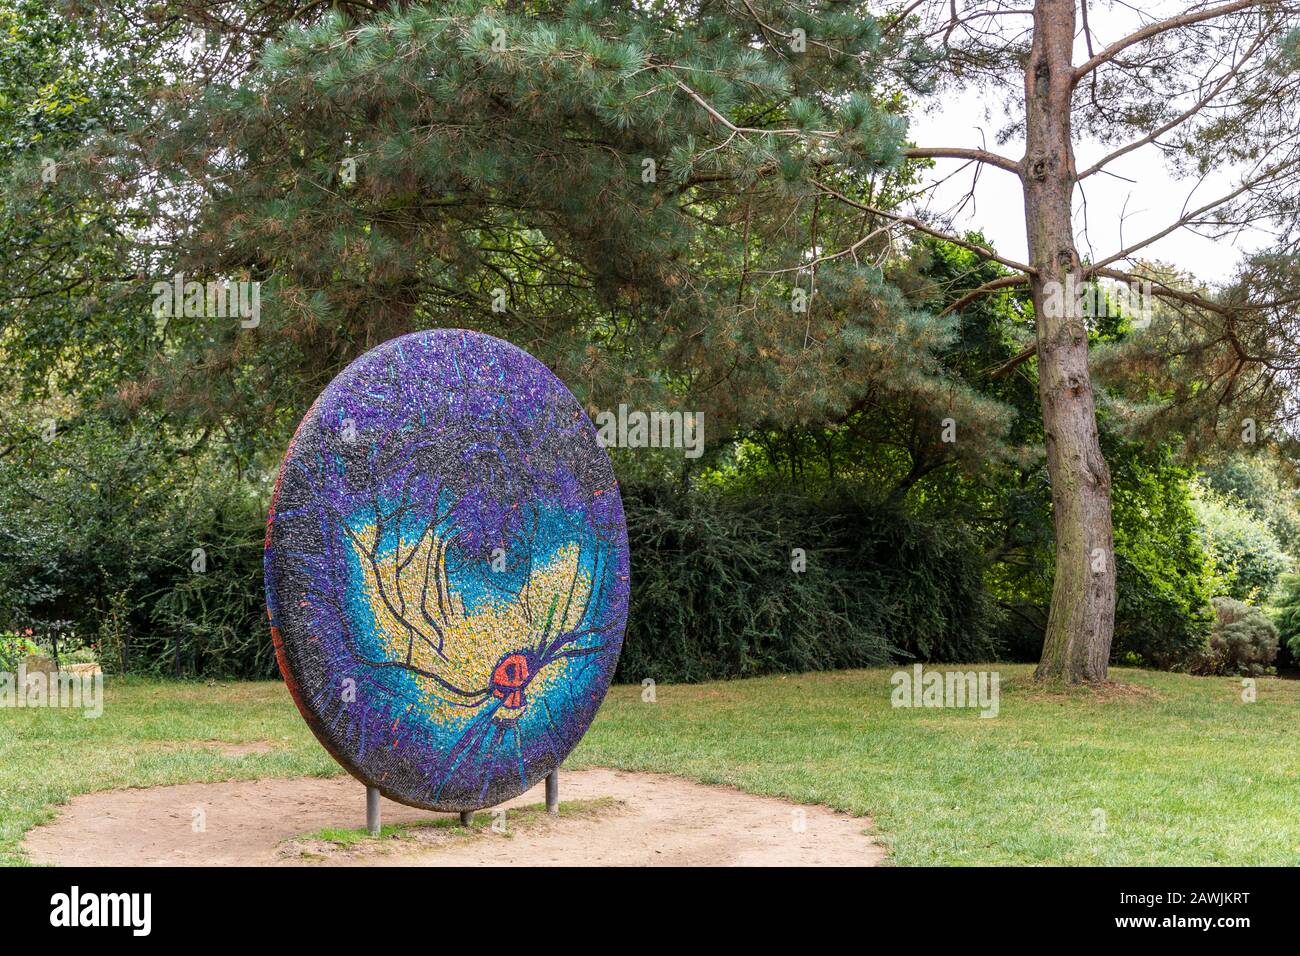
[265,330,629,811]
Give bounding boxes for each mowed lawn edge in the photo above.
[1,665,1296,866]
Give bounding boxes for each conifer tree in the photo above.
[68,1,1017,465]
[13,1,1300,682]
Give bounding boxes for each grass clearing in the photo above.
[2,666,1296,865]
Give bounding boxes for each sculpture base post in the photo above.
[460,810,474,826]
[546,767,559,814]
[366,785,380,836]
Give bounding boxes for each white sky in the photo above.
[903,2,1278,284]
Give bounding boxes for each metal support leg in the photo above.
[366,785,381,837]
[546,767,559,814]
[460,810,474,826]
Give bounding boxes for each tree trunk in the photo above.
[1023,0,1116,682]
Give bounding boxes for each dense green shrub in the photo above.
[0,418,275,679]
[615,482,1003,683]
[0,632,40,672]
[990,444,1216,669]
[1110,460,1215,668]
[1270,572,1300,668]
[1192,597,1279,676]
[1112,556,1215,669]
[1192,483,1290,603]
[129,492,274,679]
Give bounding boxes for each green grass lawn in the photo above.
[2,665,1297,865]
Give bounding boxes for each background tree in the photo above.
[5,1,1299,681]
[863,0,1300,681]
[1271,572,1300,665]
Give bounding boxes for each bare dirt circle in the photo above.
[24,768,884,867]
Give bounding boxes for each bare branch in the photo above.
[1091,265,1231,316]
[1076,31,1269,180]
[1072,0,1268,84]
[904,146,1022,176]
[986,343,1037,378]
[673,79,836,139]
[939,274,1029,316]
[1090,164,1290,271]
[812,181,1038,275]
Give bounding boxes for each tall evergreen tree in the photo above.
[11,1,1300,682]
[872,0,1300,681]
[55,2,1017,463]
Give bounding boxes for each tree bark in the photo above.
[1023,0,1116,682]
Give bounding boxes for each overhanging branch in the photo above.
[812,181,1037,276]
[904,146,1022,176]
[1072,0,1270,84]
[940,274,1030,316]
[1089,164,1289,272]
[1076,30,1268,180]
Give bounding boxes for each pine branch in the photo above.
[903,147,1021,177]
[812,180,1038,275]
[1072,0,1274,84]
[939,274,1029,316]
[1075,30,1268,180]
[1089,162,1293,272]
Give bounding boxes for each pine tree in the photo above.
[60,1,1018,463]
[14,1,1300,682]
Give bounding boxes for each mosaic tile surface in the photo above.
[265,330,628,811]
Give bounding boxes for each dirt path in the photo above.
[24,768,884,867]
